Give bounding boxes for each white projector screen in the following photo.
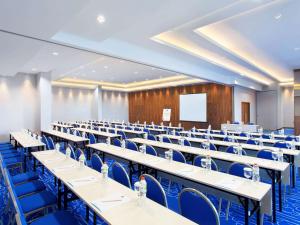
[179,93,207,122]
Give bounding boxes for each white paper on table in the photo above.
[177,168,195,176]
[147,158,163,165]
[216,178,243,190]
[44,158,64,163]
[38,151,56,155]
[52,164,76,172]
[68,176,97,187]
[91,194,130,212]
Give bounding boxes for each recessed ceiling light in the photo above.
[92,70,96,73]
[97,15,106,24]
[32,68,37,71]
[104,66,108,69]
[134,71,139,74]
[234,80,238,85]
[274,13,282,20]
[294,47,300,51]
[119,60,124,63]
[52,52,59,56]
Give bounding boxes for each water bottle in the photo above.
[67,129,70,134]
[192,126,196,132]
[66,147,71,159]
[291,139,295,150]
[172,130,175,136]
[55,143,60,153]
[101,162,109,179]
[144,132,148,139]
[259,137,263,147]
[121,140,126,149]
[179,137,184,146]
[178,123,181,128]
[140,176,147,199]
[139,145,146,154]
[159,136,163,142]
[169,122,172,127]
[237,144,243,156]
[278,148,284,162]
[188,131,192,138]
[271,132,274,140]
[252,164,260,182]
[79,154,85,168]
[206,155,211,170]
[106,137,110,145]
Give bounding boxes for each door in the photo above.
[241,102,250,124]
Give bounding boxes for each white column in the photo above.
[37,72,52,131]
[92,85,103,120]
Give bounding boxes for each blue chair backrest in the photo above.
[223,137,233,142]
[162,136,172,143]
[262,134,270,139]
[89,133,96,144]
[112,138,122,147]
[246,139,258,145]
[68,144,76,159]
[239,132,247,137]
[47,137,55,149]
[143,174,168,207]
[126,140,138,151]
[146,145,157,156]
[193,156,218,171]
[179,188,220,225]
[173,150,186,163]
[109,129,115,134]
[112,162,131,189]
[63,127,68,133]
[75,148,83,160]
[183,139,191,147]
[233,121,239,124]
[143,128,150,134]
[117,131,127,140]
[200,143,217,151]
[91,154,103,172]
[273,141,290,149]
[285,136,296,141]
[257,150,274,160]
[225,146,247,155]
[148,134,156,141]
[41,135,50,150]
[228,163,252,178]
[175,131,180,136]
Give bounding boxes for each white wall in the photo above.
[233,86,256,123]
[279,86,294,128]
[102,90,128,122]
[0,74,39,140]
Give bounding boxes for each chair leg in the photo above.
[218,198,222,215]
[167,180,172,193]
[225,201,231,220]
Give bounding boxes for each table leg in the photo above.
[63,184,68,209]
[256,204,261,225]
[278,172,282,212]
[292,156,295,188]
[58,179,62,209]
[272,170,276,223]
[86,206,89,222]
[245,198,249,225]
[33,158,36,171]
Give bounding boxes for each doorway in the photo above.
[241,102,250,124]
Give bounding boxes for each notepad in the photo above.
[91,194,130,212]
[216,178,243,190]
[52,164,75,172]
[44,158,63,163]
[68,176,97,187]
[177,168,195,176]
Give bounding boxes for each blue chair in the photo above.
[183,139,191,147]
[67,144,76,159]
[41,135,50,150]
[262,134,270,139]
[200,142,217,151]
[112,162,131,189]
[223,137,235,142]
[75,148,83,161]
[179,188,220,225]
[147,134,156,141]
[246,139,258,145]
[142,174,168,207]
[146,145,157,156]
[112,138,122,147]
[173,150,186,163]
[239,132,247,137]
[90,153,103,172]
[47,137,55,150]
[257,149,274,160]
[62,127,68,133]
[89,133,96,144]
[193,156,218,171]
[225,146,247,156]
[162,136,172,143]
[273,141,290,149]
[126,140,138,151]
[117,131,127,140]
[285,136,296,141]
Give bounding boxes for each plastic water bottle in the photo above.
[278,148,284,162]
[139,145,146,154]
[206,155,211,170]
[252,164,260,182]
[79,154,85,168]
[67,129,70,134]
[140,176,147,199]
[106,137,110,145]
[291,139,295,150]
[179,137,184,146]
[192,126,196,132]
[55,143,60,153]
[101,162,109,179]
[188,131,192,138]
[237,144,243,156]
[144,132,148,139]
[66,147,71,159]
[259,137,263,147]
[121,140,126,149]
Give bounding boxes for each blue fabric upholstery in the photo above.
[183,139,191,146]
[3,156,22,165]
[19,190,57,214]
[12,172,39,185]
[117,131,127,140]
[14,180,46,197]
[225,146,247,155]
[112,138,122,147]
[89,133,96,144]
[228,163,252,178]
[126,140,138,151]
[147,134,156,141]
[273,141,290,149]
[257,150,274,160]
[246,139,258,145]
[262,134,270,139]
[91,154,103,173]
[200,143,217,151]
[1,152,21,159]
[193,156,218,171]
[143,174,168,207]
[239,132,247,137]
[47,137,55,149]
[30,211,81,225]
[146,145,157,156]
[41,135,50,150]
[112,162,131,188]
[172,150,186,163]
[285,136,296,141]
[179,188,219,225]
[162,136,172,143]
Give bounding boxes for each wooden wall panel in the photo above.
[128,83,233,130]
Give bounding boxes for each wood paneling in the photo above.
[241,102,250,124]
[128,83,233,130]
[294,116,300,135]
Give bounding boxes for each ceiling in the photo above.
[0,0,298,91]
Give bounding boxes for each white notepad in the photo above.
[52,164,75,172]
[68,176,97,187]
[91,194,130,212]
[216,178,243,190]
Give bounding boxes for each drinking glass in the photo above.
[201,158,207,168]
[272,151,278,161]
[243,167,253,179]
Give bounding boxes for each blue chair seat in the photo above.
[15,180,46,197]
[31,211,81,225]
[0,149,17,154]
[4,156,22,165]
[19,190,57,213]
[12,172,39,185]
[1,152,21,159]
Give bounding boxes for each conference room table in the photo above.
[130,137,288,221]
[158,134,300,188]
[221,123,260,133]
[32,150,197,225]
[94,125,146,139]
[51,123,74,130]
[41,130,89,148]
[88,143,271,225]
[9,131,45,171]
[72,127,121,141]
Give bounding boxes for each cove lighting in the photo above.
[97,15,106,24]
